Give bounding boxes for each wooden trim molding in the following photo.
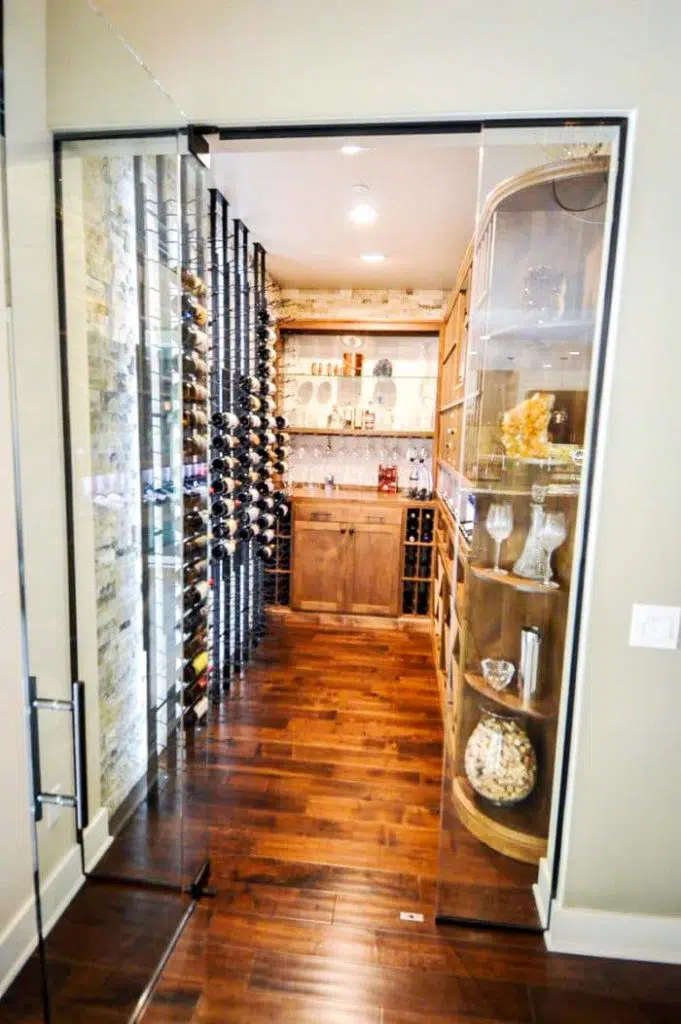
[278,318,442,335]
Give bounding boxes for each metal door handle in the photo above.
[348,528,355,535]
[29,676,89,830]
[340,528,347,534]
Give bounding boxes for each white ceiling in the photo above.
[211,134,479,290]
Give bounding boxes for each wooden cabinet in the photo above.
[292,501,402,616]
[346,523,401,616]
[291,521,348,612]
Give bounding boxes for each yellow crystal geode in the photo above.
[500,392,555,459]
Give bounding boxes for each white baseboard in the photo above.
[532,856,552,929]
[546,900,681,964]
[82,806,113,873]
[0,844,84,998]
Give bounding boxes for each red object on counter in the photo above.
[378,464,398,493]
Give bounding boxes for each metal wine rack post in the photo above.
[252,241,267,643]
[232,218,247,671]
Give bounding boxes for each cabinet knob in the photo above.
[348,528,355,536]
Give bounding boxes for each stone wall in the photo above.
[83,156,147,816]
[272,285,447,322]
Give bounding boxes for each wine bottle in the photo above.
[262,396,276,411]
[247,470,264,485]
[237,522,260,541]
[238,375,260,392]
[274,501,289,520]
[183,629,207,660]
[185,533,208,552]
[184,649,209,684]
[210,455,238,474]
[183,381,208,403]
[210,476,237,495]
[258,513,275,529]
[271,460,287,474]
[256,480,275,495]
[213,517,239,539]
[211,496,239,518]
[183,606,207,636]
[211,411,239,429]
[275,415,288,429]
[241,506,260,524]
[236,485,260,504]
[183,351,208,377]
[245,394,262,412]
[184,558,207,584]
[259,529,275,544]
[184,509,208,532]
[256,544,275,562]
[184,580,209,608]
[238,412,262,429]
[212,433,239,451]
[183,407,208,429]
[212,539,237,560]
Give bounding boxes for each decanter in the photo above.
[514,483,547,580]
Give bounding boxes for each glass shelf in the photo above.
[289,427,434,438]
[283,373,438,381]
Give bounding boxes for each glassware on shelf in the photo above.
[514,484,547,581]
[485,502,514,574]
[521,265,567,323]
[539,511,567,588]
[464,709,537,806]
[481,659,516,692]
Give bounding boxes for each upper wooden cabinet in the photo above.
[292,502,402,616]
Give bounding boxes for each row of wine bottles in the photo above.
[182,266,211,725]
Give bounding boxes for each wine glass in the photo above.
[485,502,514,575]
[540,511,567,587]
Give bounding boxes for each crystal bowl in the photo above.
[481,658,515,691]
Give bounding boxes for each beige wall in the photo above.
[39,0,681,924]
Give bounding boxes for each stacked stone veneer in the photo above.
[83,156,147,816]
[272,286,447,322]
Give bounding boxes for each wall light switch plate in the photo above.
[629,604,681,650]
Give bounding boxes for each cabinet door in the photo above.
[292,521,348,612]
[346,523,401,616]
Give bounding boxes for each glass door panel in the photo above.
[436,123,622,928]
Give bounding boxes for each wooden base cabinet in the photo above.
[292,503,401,617]
[291,520,347,612]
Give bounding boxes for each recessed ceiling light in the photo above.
[542,363,552,369]
[341,144,364,156]
[349,202,378,225]
[360,252,386,263]
[569,350,581,356]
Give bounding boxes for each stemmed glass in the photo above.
[485,502,514,575]
[540,511,567,587]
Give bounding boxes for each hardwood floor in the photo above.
[144,620,681,1022]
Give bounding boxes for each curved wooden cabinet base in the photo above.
[452,776,547,866]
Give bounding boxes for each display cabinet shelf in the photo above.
[469,564,562,595]
[452,776,547,865]
[483,314,596,343]
[463,673,555,721]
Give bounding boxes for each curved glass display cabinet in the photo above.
[436,151,616,928]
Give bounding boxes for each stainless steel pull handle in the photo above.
[28,676,88,830]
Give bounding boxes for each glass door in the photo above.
[435,123,623,928]
[1,5,210,1020]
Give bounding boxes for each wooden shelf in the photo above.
[452,776,547,866]
[463,673,555,721]
[288,427,434,438]
[470,564,561,595]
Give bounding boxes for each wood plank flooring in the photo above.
[144,620,681,1022]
